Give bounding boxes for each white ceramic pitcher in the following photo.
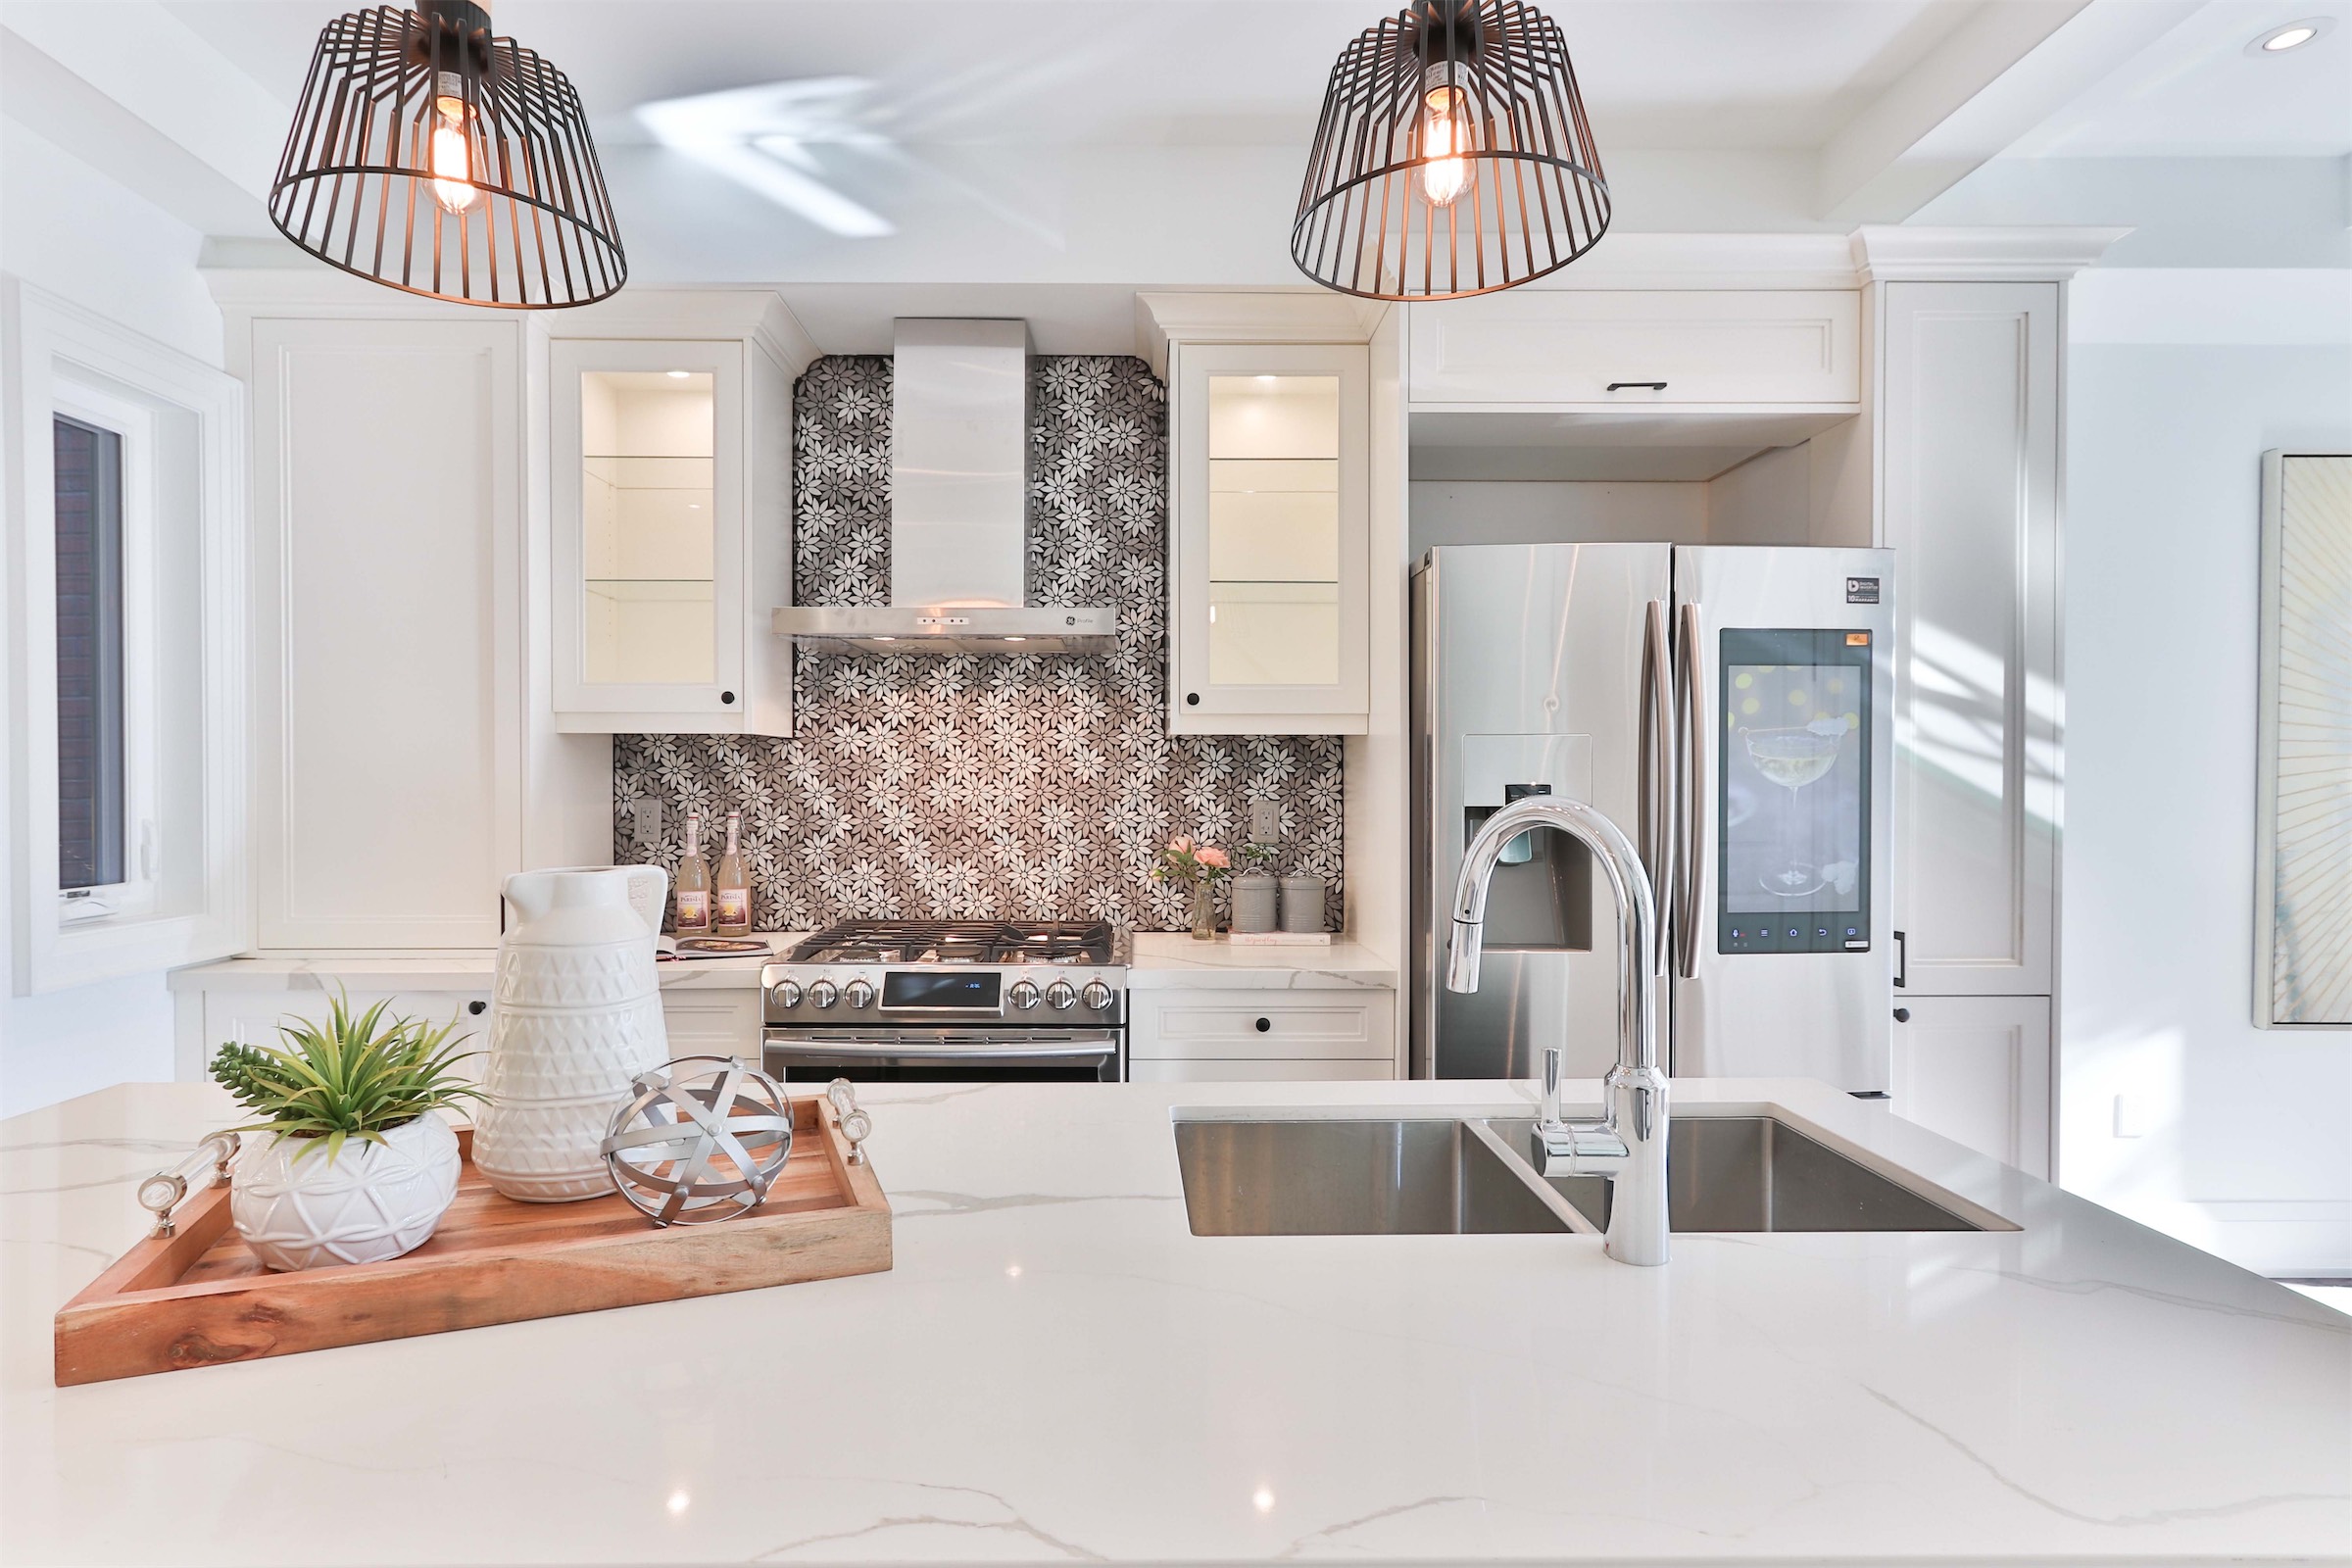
[473,865,670,1202]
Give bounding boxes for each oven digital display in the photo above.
[881,971,1003,1011]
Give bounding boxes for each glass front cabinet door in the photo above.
[1170,343,1369,734]
[550,338,791,734]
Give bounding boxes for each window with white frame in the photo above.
[5,280,247,994]
[50,396,157,925]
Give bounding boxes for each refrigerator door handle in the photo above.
[1637,599,1675,975]
[1676,600,1706,979]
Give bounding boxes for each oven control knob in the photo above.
[1081,980,1113,1011]
[808,980,839,1010]
[1045,980,1077,1010]
[1008,980,1041,1010]
[844,979,875,1010]
[770,979,804,1009]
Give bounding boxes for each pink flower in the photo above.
[1196,846,1229,870]
[1167,835,1195,854]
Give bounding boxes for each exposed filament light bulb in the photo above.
[428,90,481,214]
[1419,82,1472,207]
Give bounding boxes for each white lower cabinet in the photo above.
[659,990,761,1062]
[1128,988,1396,1081]
[1889,995,2052,1179]
[197,988,496,1087]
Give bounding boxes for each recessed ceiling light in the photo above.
[2249,17,2331,53]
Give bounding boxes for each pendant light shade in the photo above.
[1294,0,1608,301]
[270,1,625,308]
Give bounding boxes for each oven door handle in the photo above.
[762,1034,1121,1060]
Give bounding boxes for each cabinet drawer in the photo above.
[1129,1057,1396,1083]
[1130,989,1395,1062]
[660,990,761,1062]
[1408,290,1861,407]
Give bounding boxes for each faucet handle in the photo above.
[1541,1047,1563,1128]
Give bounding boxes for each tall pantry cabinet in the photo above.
[235,309,566,950]
[217,279,812,954]
[1860,231,2119,1179]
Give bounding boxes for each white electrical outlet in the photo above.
[630,797,663,849]
[2112,1094,2153,1139]
[1248,799,1281,843]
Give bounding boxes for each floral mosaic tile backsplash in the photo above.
[612,355,1345,933]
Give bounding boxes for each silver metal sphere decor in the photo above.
[601,1057,793,1226]
[1294,0,1608,301]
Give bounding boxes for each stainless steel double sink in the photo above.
[1174,1113,2002,1236]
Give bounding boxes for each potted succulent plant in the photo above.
[209,993,481,1272]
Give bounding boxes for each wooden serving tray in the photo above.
[55,1096,890,1385]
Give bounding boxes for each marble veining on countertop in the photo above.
[3,1077,2343,1566]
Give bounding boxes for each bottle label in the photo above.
[675,890,711,932]
[715,889,751,928]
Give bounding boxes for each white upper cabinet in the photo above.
[1407,290,1861,408]
[549,337,791,734]
[249,318,522,950]
[1171,342,1369,734]
[1881,281,2060,998]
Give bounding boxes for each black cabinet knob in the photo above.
[1186,693,1200,707]
[468,1000,488,1016]
[1891,1007,1910,1023]
[720,690,736,705]
[1254,1016,1271,1033]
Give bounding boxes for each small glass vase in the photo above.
[1189,879,1217,941]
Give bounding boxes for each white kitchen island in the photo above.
[3,1077,2345,1566]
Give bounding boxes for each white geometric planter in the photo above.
[228,1113,461,1272]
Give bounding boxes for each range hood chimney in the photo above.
[771,319,1117,655]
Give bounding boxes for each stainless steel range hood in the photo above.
[771,318,1117,655]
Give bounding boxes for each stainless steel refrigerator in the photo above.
[1412,544,1895,1092]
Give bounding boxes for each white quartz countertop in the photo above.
[1123,932,1396,988]
[4,1077,2344,1566]
[171,933,1398,995]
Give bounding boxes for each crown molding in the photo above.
[1135,291,1391,378]
[547,290,818,376]
[1850,226,2133,284]
[199,263,819,374]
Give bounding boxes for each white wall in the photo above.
[0,113,220,1115]
[2062,267,2352,1278]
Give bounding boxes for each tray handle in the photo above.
[136,1133,238,1239]
[826,1079,873,1166]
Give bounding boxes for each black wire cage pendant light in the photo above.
[1294,0,1607,301]
[270,0,625,308]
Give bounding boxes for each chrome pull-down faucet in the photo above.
[1446,797,1670,1266]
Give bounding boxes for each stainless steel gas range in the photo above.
[760,920,1129,1083]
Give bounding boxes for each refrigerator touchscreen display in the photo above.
[1718,629,1872,955]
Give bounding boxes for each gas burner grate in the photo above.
[787,920,1117,966]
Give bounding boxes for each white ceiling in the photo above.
[4,0,2343,335]
[2009,0,2351,156]
[159,1,1990,153]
